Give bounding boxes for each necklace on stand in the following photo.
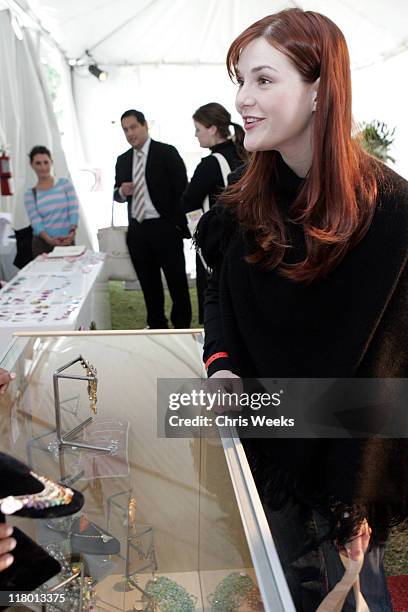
[70,515,120,555]
[128,497,137,532]
[75,515,113,542]
[80,358,98,414]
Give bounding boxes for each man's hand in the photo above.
[0,525,15,571]
[120,182,134,197]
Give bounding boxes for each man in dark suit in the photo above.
[114,109,191,328]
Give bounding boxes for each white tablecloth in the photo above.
[0,250,111,358]
[0,237,18,281]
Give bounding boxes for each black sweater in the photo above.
[181,140,243,213]
[196,154,408,541]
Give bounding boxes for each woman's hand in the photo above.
[58,233,74,246]
[341,519,372,562]
[45,235,59,247]
[65,226,77,245]
[0,525,15,571]
[39,231,58,247]
[0,368,16,394]
[209,369,240,380]
[207,369,243,413]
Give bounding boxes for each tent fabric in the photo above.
[21,0,407,232]
[23,0,408,69]
[1,1,407,244]
[0,9,92,247]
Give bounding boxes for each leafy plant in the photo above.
[43,64,61,103]
[358,120,396,163]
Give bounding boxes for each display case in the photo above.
[0,331,295,611]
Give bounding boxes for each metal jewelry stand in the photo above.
[53,355,113,452]
[107,491,157,603]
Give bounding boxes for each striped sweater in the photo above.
[24,178,79,237]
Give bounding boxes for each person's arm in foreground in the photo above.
[0,368,15,394]
[0,524,15,571]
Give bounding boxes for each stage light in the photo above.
[88,64,108,81]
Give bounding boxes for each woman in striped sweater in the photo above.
[24,146,79,258]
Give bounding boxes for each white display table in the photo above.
[0,236,18,281]
[0,214,18,281]
[0,250,111,358]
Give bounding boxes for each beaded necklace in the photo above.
[142,576,197,611]
[0,472,74,515]
[208,572,263,611]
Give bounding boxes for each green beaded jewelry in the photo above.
[208,572,255,611]
[143,576,197,612]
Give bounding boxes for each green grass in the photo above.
[384,527,408,575]
[108,281,407,575]
[109,281,202,329]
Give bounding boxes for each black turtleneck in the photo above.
[199,154,408,380]
[201,153,312,378]
[181,140,243,214]
[196,154,408,537]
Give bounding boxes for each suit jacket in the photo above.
[114,139,189,235]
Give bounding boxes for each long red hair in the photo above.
[223,8,380,282]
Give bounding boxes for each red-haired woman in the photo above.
[196,8,408,611]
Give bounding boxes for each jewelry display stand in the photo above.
[70,516,121,556]
[107,491,157,602]
[53,355,113,453]
[33,543,96,611]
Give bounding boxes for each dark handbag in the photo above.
[13,187,39,269]
[13,225,33,269]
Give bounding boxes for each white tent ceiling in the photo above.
[5,0,406,188]
[16,0,408,69]
[1,0,408,239]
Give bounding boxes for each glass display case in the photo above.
[0,331,295,611]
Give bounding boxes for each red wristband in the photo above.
[205,352,229,370]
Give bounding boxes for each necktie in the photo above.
[131,150,145,222]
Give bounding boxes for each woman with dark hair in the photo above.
[24,146,79,258]
[196,8,408,611]
[182,103,246,323]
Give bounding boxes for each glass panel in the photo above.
[0,332,293,611]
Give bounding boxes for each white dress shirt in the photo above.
[118,138,160,220]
